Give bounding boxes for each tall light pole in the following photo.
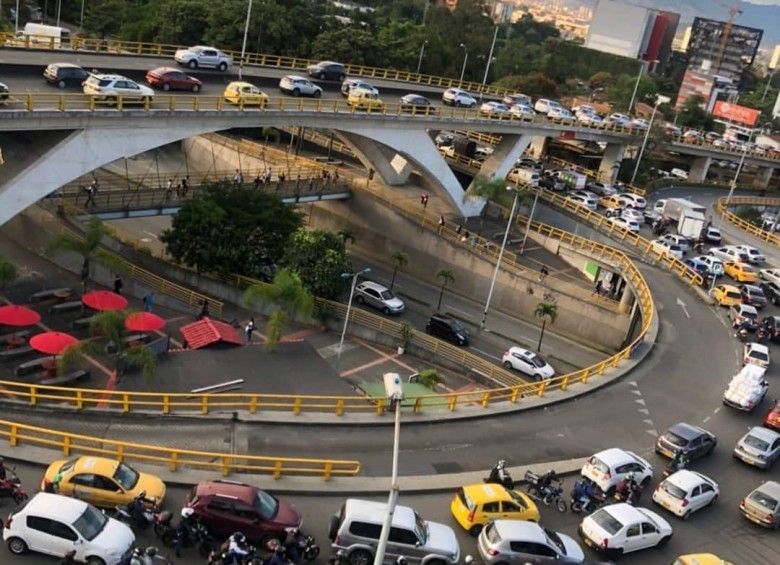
[373,373,405,565]
[482,26,499,86]
[55,0,61,26]
[238,0,253,81]
[416,40,427,74]
[459,43,468,84]
[520,188,540,254]
[631,95,669,184]
[628,59,658,115]
[80,0,86,32]
[762,66,776,102]
[337,267,371,367]
[481,184,521,329]
[725,130,754,207]
[14,0,19,32]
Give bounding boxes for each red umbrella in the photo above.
[125,312,165,332]
[0,305,41,327]
[82,290,128,312]
[30,332,79,355]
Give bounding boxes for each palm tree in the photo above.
[47,217,127,288]
[417,368,445,391]
[463,173,523,210]
[389,250,408,290]
[337,228,356,246]
[0,255,16,291]
[244,268,314,351]
[534,302,558,352]
[436,269,455,311]
[59,310,158,381]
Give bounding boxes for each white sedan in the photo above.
[565,193,597,211]
[509,104,535,118]
[621,208,644,223]
[479,101,511,116]
[501,347,555,381]
[651,240,684,260]
[760,268,780,285]
[617,193,647,209]
[579,503,672,558]
[745,343,770,369]
[608,216,640,233]
[651,470,719,520]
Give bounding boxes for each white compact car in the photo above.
[651,470,719,520]
[3,492,135,564]
[734,245,766,264]
[744,343,770,369]
[581,448,653,494]
[760,268,780,285]
[565,193,597,211]
[174,45,232,71]
[710,246,748,263]
[651,240,684,260]
[578,503,672,558]
[501,347,555,381]
[617,193,647,209]
[442,88,477,108]
[608,216,640,233]
[354,281,405,315]
[733,426,780,470]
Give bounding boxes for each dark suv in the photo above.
[185,479,301,544]
[43,62,89,88]
[426,314,469,346]
[306,61,346,82]
[0,81,8,104]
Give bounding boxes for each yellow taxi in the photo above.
[42,456,166,509]
[673,555,734,565]
[223,81,268,107]
[450,483,539,536]
[710,284,742,307]
[724,261,758,283]
[347,89,384,112]
[598,195,623,209]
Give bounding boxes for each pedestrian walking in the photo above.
[278,171,286,186]
[539,265,549,282]
[254,175,262,188]
[113,275,124,295]
[197,299,209,320]
[245,317,256,343]
[84,184,96,207]
[233,169,244,186]
[90,178,99,195]
[143,291,154,312]
[438,215,445,227]
[264,167,273,184]
[593,279,603,296]
[165,178,174,200]
[455,223,463,236]
[181,175,189,197]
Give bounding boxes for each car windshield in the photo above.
[749,350,769,361]
[379,290,395,300]
[663,431,687,447]
[113,463,139,490]
[661,481,687,500]
[527,354,546,368]
[451,320,465,332]
[508,490,528,508]
[743,310,758,320]
[485,522,500,543]
[590,509,622,535]
[72,504,108,541]
[413,511,428,544]
[749,490,779,510]
[543,529,565,554]
[726,291,741,299]
[744,434,770,451]
[742,265,755,272]
[254,490,279,519]
[59,459,78,474]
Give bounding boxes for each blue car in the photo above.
[684,258,712,282]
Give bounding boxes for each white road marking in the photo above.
[646,429,658,437]
[142,230,159,239]
[713,407,720,413]
[470,347,501,361]
[631,389,642,395]
[637,408,650,415]
[703,416,711,423]
[446,306,474,321]
[635,398,646,406]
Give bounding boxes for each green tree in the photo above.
[534,302,558,352]
[59,310,157,380]
[492,72,559,99]
[464,173,523,210]
[435,269,455,311]
[607,73,657,113]
[282,229,352,300]
[675,95,714,131]
[244,268,314,351]
[390,250,408,290]
[589,71,612,90]
[337,228,356,246]
[417,368,445,391]
[83,0,127,38]
[0,256,16,291]
[735,206,764,228]
[47,217,127,287]
[160,181,302,277]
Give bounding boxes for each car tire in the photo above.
[161,83,171,91]
[192,84,200,93]
[57,79,67,89]
[533,373,543,382]
[314,90,322,98]
[641,476,651,488]
[6,537,27,555]
[708,494,718,507]
[328,515,339,541]
[348,549,372,565]
[455,101,462,107]
[218,62,228,72]
[292,88,300,97]
[86,558,106,565]
[338,74,346,82]
[382,307,390,315]
[356,295,365,305]
[503,361,513,370]
[682,509,692,521]
[188,60,198,69]
[468,524,482,537]
[658,534,672,547]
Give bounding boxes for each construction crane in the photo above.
[712,0,743,73]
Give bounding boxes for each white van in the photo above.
[507,168,539,187]
[533,98,562,115]
[17,23,71,48]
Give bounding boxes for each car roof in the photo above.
[737,304,758,313]
[344,498,416,527]
[150,67,180,74]
[746,426,780,442]
[719,284,739,292]
[285,75,309,81]
[227,81,256,88]
[597,501,645,523]
[430,313,456,323]
[492,519,546,542]
[195,479,257,504]
[742,284,762,292]
[753,480,780,499]
[89,73,127,80]
[677,554,732,565]
[66,456,119,475]
[317,60,343,66]
[48,62,82,69]
[357,281,389,292]
[592,447,635,465]
[23,492,89,521]
[667,422,708,440]
[462,483,515,503]
[747,343,769,355]
[665,469,712,490]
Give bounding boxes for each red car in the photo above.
[764,399,780,431]
[145,67,202,92]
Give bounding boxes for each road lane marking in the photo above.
[470,347,501,361]
[703,416,711,423]
[446,306,474,321]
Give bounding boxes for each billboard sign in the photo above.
[712,101,760,126]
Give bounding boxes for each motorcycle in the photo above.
[757,327,769,345]
[207,544,263,565]
[613,478,643,506]
[113,492,163,530]
[569,479,604,514]
[0,467,28,505]
[267,529,320,563]
[154,510,213,557]
[128,546,173,565]
[663,455,689,478]
[484,460,514,490]
[736,327,750,342]
[523,470,567,513]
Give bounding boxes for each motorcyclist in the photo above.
[537,469,558,497]
[43,473,61,494]
[0,457,6,481]
[615,472,637,499]
[574,478,597,511]
[284,527,302,564]
[128,490,152,527]
[174,507,198,558]
[228,532,250,565]
[267,544,288,565]
[670,451,688,473]
[57,549,77,565]
[487,460,513,489]
[735,319,752,339]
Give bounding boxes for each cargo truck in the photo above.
[678,211,706,240]
[13,23,71,48]
[653,198,707,222]
[558,170,587,190]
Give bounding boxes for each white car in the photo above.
[501,347,555,381]
[572,103,596,115]
[442,88,476,108]
[581,448,653,494]
[710,246,748,263]
[579,503,672,557]
[608,216,640,233]
[354,281,405,315]
[82,73,154,103]
[734,245,766,264]
[696,256,724,276]
[760,268,780,285]
[621,208,644,223]
[577,113,603,126]
[565,193,597,211]
[651,470,719,520]
[3,492,134,564]
[629,118,650,130]
[670,168,689,179]
[744,342,770,369]
[509,104,535,118]
[651,239,683,260]
[534,98,562,114]
[617,193,647,209]
[734,426,780,469]
[723,364,768,412]
[606,113,630,126]
[660,234,690,254]
[548,107,575,121]
[479,101,510,116]
[341,78,378,97]
[703,226,722,243]
[174,45,232,71]
[279,75,322,98]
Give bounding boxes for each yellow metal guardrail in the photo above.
[717,196,780,248]
[0,419,359,480]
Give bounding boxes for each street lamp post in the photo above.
[762,66,776,102]
[482,26,499,86]
[416,40,427,75]
[481,185,521,329]
[14,0,19,33]
[725,132,753,207]
[520,188,540,254]
[459,43,468,84]
[238,0,253,81]
[80,0,86,32]
[337,267,371,367]
[628,59,658,115]
[630,95,669,185]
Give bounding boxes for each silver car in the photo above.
[740,481,780,529]
[355,282,404,315]
[279,75,322,98]
[478,520,584,565]
[734,426,780,469]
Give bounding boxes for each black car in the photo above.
[425,314,469,346]
[655,422,717,460]
[739,284,768,309]
[760,281,780,306]
[0,81,8,104]
[538,176,564,192]
[399,94,436,114]
[761,316,780,343]
[306,60,346,82]
[43,62,89,88]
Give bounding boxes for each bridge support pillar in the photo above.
[755,166,776,190]
[479,134,532,180]
[688,156,712,183]
[337,132,413,186]
[598,143,625,183]
[619,284,635,313]
[527,136,548,160]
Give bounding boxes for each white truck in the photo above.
[558,170,587,190]
[13,23,71,48]
[507,168,539,187]
[678,211,706,239]
[723,364,769,412]
[653,198,707,222]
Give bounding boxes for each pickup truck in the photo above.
[723,364,769,412]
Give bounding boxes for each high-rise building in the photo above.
[584,0,679,74]
[770,44,780,70]
[685,17,763,83]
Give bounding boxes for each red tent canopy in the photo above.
[82,290,128,312]
[30,332,78,355]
